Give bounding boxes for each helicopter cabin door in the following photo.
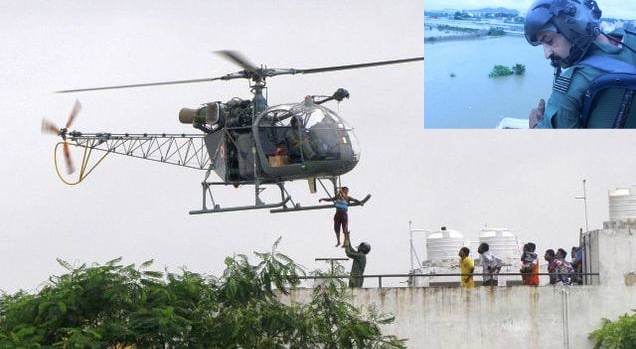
[204,132,228,179]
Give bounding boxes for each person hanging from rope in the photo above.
[319,186,363,247]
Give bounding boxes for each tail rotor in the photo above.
[65,99,81,129]
[41,119,60,135]
[41,100,81,174]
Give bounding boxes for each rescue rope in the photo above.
[54,142,109,185]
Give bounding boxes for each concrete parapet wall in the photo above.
[585,227,636,286]
[285,285,636,349]
[603,219,636,230]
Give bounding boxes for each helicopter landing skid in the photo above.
[270,194,371,214]
[188,180,293,215]
[189,196,291,214]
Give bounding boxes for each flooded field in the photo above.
[425,35,554,128]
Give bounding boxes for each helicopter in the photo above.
[42,51,423,214]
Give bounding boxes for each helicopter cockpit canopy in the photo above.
[253,99,360,178]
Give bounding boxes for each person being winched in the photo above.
[345,241,371,288]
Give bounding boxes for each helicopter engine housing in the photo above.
[223,98,253,129]
[179,98,254,131]
[179,102,221,125]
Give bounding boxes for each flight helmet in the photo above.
[524,0,602,66]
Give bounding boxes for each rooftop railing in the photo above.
[294,272,600,288]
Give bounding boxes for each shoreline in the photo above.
[424,33,523,43]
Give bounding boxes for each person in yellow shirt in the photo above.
[458,247,475,288]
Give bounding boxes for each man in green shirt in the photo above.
[285,116,317,161]
[345,241,370,288]
[524,0,636,128]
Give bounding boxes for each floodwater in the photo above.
[424,35,556,128]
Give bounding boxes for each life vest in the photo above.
[579,29,636,128]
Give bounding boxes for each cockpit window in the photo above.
[256,102,360,165]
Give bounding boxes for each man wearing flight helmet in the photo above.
[525,0,636,128]
[345,241,371,288]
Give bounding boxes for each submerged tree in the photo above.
[489,64,513,78]
[512,63,526,75]
[489,63,526,78]
[0,238,405,348]
[487,27,505,36]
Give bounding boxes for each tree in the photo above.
[0,238,405,348]
[512,64,526,75]
[487,27,505,36]
[488,65,513,78]
[589,311,636,349]
[488,64,526,78]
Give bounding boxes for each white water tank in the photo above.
[426,228,464,262]
[609,187,636,222]
[479,228,520,260]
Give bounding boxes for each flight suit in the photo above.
[345,244,367,288]
[537,29,636,128]
[285,126,317,161]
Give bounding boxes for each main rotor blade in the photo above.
[65,100,81,128]
[288,57,424,75]
[55,56,423,93]
[216,50,257,72]
[56,77,226,93]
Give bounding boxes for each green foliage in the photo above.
[304,271,405,349]
[489,63,526,78]
[487,27,505,36]
[489,65,513,78]
[589,310,636,349]
[0,239,405,348]
[436,24,478,33]
[512,63,526,75]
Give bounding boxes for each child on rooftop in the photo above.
[520,242,538,285]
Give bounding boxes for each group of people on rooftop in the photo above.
[458,242,584,288]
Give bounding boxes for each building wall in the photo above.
[284,228,636,349]
[594,222,636,286]
[286,285,636,349]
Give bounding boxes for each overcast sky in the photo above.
[1,0,636,293]
[425,0,636,19]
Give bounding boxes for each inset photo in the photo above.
[424,0,636,129]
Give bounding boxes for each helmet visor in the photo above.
[524,5,552,45]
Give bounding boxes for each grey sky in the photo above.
[1,0,422,292]
[1,0,635,293]
[425,0,636,19]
